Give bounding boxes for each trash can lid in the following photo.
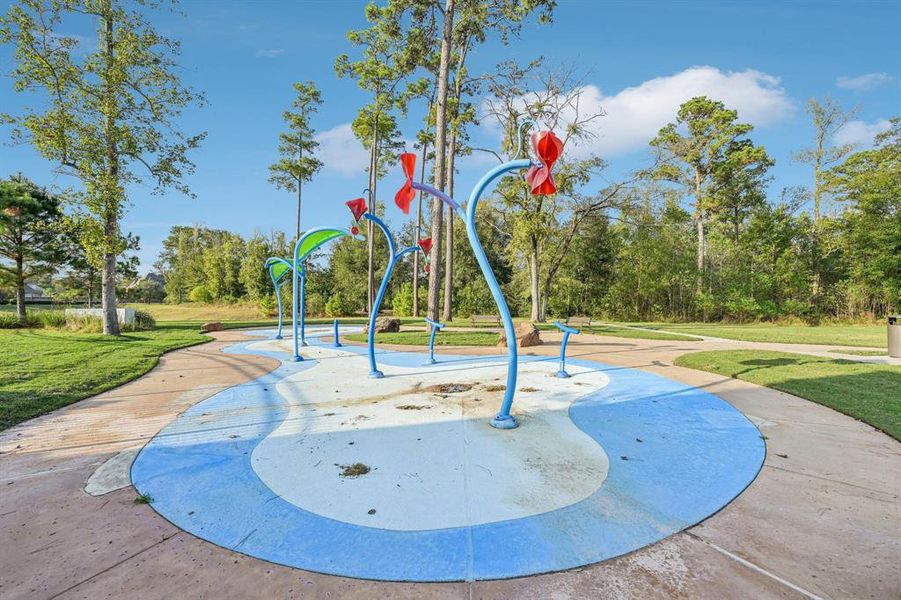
[889,315,900,324]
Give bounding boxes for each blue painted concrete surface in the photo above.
[131,329,764,581]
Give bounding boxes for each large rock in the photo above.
[200,321,223,333]
[498,322,542,348]
[362,316,401,334]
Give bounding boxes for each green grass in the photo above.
[345,331,500,346]
[631,322,885,347]
[675,350,901,441]
[535,322,700,341]
[829,349,887,356]
[0,324,210,431]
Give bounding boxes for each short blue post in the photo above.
[424,317,444,365]
[553,320,580,378]
[333,318,342,347]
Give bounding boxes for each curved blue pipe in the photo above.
[412,158,532,428]
[424,317,444,365]
[363,213,422,378]
[265,257,293,340]
[465,158,532,428]
[411,181,463,217]
[553,320,580,378]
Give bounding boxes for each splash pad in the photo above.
[131,327,764,581]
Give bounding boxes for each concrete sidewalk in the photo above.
[1,330,898,599]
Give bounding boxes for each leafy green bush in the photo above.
[188,285,213,303]
[64,314,103,332]
[0,312,19,328]
[0,309,67,329]
[133,310,156,331]
[391,282,414,317]
[306,292,326,317]
[258,293,277,317]
[455,282,495,318]
[36,310,67,328]
[325,292,355,317]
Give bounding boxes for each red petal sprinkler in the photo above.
[394,153,417,214]
[345,197,367,221]
[525,131,564,196]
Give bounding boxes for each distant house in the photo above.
[24,282,50,301]
[125,273,166,302]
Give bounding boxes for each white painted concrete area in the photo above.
[249,340,611,531]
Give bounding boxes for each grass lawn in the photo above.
[0,324,210,431]
[535,322,700,341]
[829,349,888,356]
[632,322,885,348]
[345,331,500,346]
[675,350,901,441]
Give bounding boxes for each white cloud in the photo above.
[482,66,795,159]
[833,119,892,147]
[254,48,285,58]
[315,123,370,177]
[836,73,895,91]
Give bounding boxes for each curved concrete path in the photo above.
[1,329,898,599]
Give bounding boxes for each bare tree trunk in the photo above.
[426,0,455,322]
[296,146,303,240]
[529,240,540,322]
[367,110,380,313]
[412,137,429,317]
[442,131,456,322]
[101,4,120,336]
[15,253,26,326]
[694,169,705,297]
[101,240,119,335]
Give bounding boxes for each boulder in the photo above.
[362,316,401,334]
[498,322,542,348]
[200,321,223,333]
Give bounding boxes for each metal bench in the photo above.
[471,314,501,327]
[566,316,592,328]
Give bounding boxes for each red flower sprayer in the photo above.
[525,131,564,195]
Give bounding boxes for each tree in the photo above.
[829,118,901,315]
[794,97,857,297]
[268,81,323,240]
[0,175,66,324]
[421,0,556,322]
[650,96,771,296]
[484,61,613,321]
[1,0,205,334]
[56,227,139,307]
[336,1,422,313]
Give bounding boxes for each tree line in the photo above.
[2,1,898,331]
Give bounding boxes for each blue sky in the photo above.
[1,0,899,272]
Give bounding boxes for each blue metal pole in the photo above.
[274,281,284,339]
[363,213,396,379]
[333,318,342,347]
[558,330,571,377]
[299,270,307,347]
[466,158,532,429]
[292,261,302,362]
